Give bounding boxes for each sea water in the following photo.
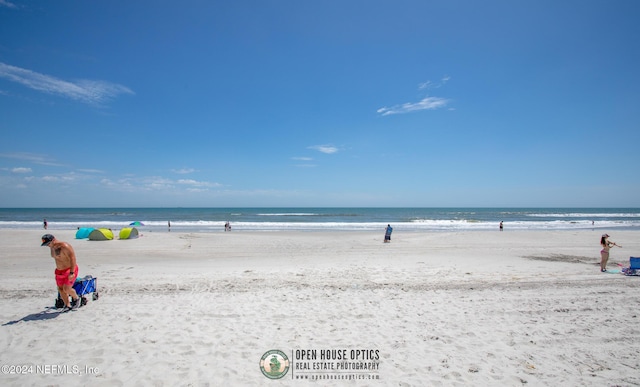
[0,208,638,232]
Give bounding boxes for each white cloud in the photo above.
[101,175,222,192]
[419,76,451,90]
[147,178,175,190]
[308,145,338,154]
[292,157,316,167]
[11,167,32,173]
[377,96,449,116]
[381,77,452,116]
[0,0,17,9]
[418,81,432,90]
[100,178,116,186]
[0,152,65,166]
[41,174,76,182]
[0,62,134,106]
[77,168,105,174]
[103,176,175,191]
[177,179,221,188]
[172,168,196,174]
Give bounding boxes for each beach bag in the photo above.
[622,257,640,276]
[54,275,99,308]
[73,275,97,295]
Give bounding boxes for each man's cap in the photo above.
[41,234,55,246]
[602,233,610,238]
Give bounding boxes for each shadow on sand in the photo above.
[3,308,65,326]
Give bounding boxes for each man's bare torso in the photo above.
[49,241,76,270]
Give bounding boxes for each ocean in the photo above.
[1,208,639,232]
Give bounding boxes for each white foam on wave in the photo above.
[255,213,320,216]
[527,212,640,218]
[2,219,639,232]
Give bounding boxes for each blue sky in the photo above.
[1,1,639,207]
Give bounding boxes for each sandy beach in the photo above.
[0,229,638,386]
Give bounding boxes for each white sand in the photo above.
[0,229,639,386]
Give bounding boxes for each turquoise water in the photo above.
[1,208,639,232]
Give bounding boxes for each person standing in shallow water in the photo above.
[43,218,47,230]
[499,221,503,231]
[384,224,392,243]
[600,233,621,272]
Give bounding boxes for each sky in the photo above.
[1,0,639,208]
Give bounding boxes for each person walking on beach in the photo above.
[499,221,503,231]
[43,218,47,230]
[384,224,393,243]
[41,234,80,311]
[600,233,621,272]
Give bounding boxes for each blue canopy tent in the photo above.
[75,227,94,239]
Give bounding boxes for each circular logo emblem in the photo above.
[259,350,290,379]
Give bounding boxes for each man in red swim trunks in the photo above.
[41,234,80,311]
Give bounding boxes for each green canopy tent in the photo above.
[119,227,139,240]
[88,228,114,241]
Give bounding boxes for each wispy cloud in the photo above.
[77,168,105,174]
[0,0,17,9]
[308,145,339,154]
[172,168,196,174]
[177,179,221,188]
[41,175,77,183]
[291,156,316,167]
[379,76,452,116]
[35,171,89,184]
[0,62,134,106]
[11,167,32,173]
[377,96,450,116]
[101,176,222,193]
[0,152,66,167]
[419,76,450,90]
